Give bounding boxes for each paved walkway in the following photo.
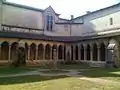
[0,69,119,84]
[0,69,81,78]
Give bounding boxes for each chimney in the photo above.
[71,15,74,20]
[86,11,91,14]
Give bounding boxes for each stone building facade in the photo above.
[0,0,120,67]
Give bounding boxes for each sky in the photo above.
[7,0,120,19]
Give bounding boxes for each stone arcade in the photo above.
[0,0,120,67]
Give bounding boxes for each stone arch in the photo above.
[52,45,57,60]
[30,43,36,60]
[45,44,51,60]
[11,42,18,60]
[38,44,44,60]
[93,43,98,61]
[1,41,9,60]
[100,43,106,61]
[87,44,91,60]
[75,45,78,60]
[81,44,84,60]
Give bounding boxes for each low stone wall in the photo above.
[0,60,9,66]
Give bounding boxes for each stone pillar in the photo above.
[97,45,100,61]
[56,46,58,61]
[27,45,30,60]
[43,46,45,60]
[8,43,11,61]
[73,45,75,60]
[84,45,87,61]
[35,45,38,60]
[50,47,52,60]
[105,45,108,61]
[62,47,64,60]
[0,43,1,60]
[90,46,93,61]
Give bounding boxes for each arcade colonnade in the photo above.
[0,40,108,65]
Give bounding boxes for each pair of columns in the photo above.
[27,45,60,61]
[72,45,107,61]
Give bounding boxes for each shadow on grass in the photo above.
[0,66,36,75]
[81,68,120,79]
[0,75,69,85]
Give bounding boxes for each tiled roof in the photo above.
[0,31,120,43]
[3,1,59,15]
[73,3,120,20]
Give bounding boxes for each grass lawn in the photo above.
[0,75,120,90]
[0,66,36,75]
[81,68,120,82]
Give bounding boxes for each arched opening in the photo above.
[75,45,78,60]
[45,44,51,60]
[1,41,9,60]
[58,45,63,60]
[38,44,44,60]
[11,42,18,60]
[81,45,84,60]
[64,46,66,60]
[87,44,91,60]
[71,45,73,60]
[30,43,36,60]
[52,45,57,60]
[100,43,106,61]
[25,43,28,60]
[93,44,98,61]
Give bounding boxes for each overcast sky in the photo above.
[7,0,120,19]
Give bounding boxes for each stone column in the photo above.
[84,45,87,61]
[8,43,11,62]
[105,45,108,61]
[62,47,64,60]
[50,47,52,60]
[97,45,100,61]
[0,43,1,60]
[56,46,58,61]
[73,45,75,60]
[27,45,30,60]
[35,45,38,60]
[90,46,93,61]
[43,46,45,60]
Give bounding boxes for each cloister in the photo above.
[0,37,108,66]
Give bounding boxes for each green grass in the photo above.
[0,75,120,90]
[81,68,120,82]
[0,66,36,75]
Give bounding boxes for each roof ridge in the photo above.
[73,2,120,20]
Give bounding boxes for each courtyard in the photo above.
[0,64,120,90]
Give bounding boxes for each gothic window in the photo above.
[46,15,53,31]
